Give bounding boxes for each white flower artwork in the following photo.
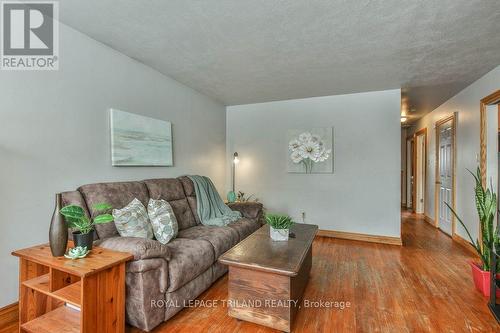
[287,128,333,173]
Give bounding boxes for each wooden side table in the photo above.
[12,243,133,333]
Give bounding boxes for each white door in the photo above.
[439,122,453,235]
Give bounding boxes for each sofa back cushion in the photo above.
[78,181,150,239]
[143,178,197,230]
[178,176,201,225]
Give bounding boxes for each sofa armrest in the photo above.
[227,202,264,220]
[95,237,171,261]
[127,258,169,293]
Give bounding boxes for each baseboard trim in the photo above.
[0,302,18,330]
[424,215,437,227]
[317,229,402,246]
[453,234,479,257]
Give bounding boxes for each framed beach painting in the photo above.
[110,109,173,166]
[287,127,333,174]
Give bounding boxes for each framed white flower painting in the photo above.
[287,128,333,174]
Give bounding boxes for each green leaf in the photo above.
[60,205,85,220]
[93,214,114,224]
[92,203,112,212]
[64,217,81,229]
[265,213,294,229]
[445,202,477,248]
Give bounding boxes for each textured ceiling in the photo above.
[58,0,500,122]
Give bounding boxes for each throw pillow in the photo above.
[147,198,178,244]
[112,198,154,239]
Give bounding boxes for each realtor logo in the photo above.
[1,1,59,70]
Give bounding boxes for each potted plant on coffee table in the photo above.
[446,167,500,297]
[60,203,114,250]
[266,213,294,241]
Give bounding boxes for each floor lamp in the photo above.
[227,152,239,202]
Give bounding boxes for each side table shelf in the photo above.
[22,306,80,333]
[12,243,133,333]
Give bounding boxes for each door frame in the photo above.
[406,136,415,211]
[412,128,427,214]
[479,90,500,245]
[434,113,457,234]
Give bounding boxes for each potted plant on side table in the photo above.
[446,167,500,297]
[266,213,294,241]
[60,203,114,250]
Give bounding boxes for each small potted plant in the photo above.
[60,203,114,250]
[446,167,500,297]
[266,213,294,241]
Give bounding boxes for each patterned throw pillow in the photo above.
[147,199,178,244]
[112,198,154,239]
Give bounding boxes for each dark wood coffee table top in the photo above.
[219,223,318,276]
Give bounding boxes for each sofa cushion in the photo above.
[165,238,215,292]
[144,179,197,231]
[177,225,239,258]
[227,202,264,219]
[178,176,201,225]
[95,236,170,261]
[147,199,178,244]
[78,181,150,239]
[227,218,261,241]
[112,198,154,239]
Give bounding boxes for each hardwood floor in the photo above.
[131,211,497,332]
[3,211,498,332]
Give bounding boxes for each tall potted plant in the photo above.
[445,167,500,297]
[60,203,114,250]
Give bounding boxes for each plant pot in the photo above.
[270,227,289,241]
[469,261,500,297]
[227,191,236,203]
[73,231,94,250]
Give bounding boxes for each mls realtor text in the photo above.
[2,55,57,68]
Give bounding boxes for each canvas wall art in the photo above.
[110,109,173,166]
[287,128,333,173]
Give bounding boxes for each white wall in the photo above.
[0,24,226,307]
[408,66,500,242]
[226,89,401,238]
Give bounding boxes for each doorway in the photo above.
[406,137,414,210]
[435,114,457,235]
[479,90,500,244]
[414,129,427,214]
[407,128,426,214]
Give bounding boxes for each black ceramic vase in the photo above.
[49,193,68,256]
[73,231,94,250]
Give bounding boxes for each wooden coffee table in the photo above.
[219,223,318,332]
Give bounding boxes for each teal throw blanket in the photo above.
[188,175,241,226]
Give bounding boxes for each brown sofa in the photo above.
[61,176,263,331]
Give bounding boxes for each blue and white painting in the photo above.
[110,109,173,166]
